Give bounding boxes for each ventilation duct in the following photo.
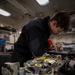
[7,0,28,14]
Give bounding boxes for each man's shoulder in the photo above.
[30,17,43,24]
[26,18,43,28]
[24,16,50,30]
[31,16,50,25]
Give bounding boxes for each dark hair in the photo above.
[50,11,70,32]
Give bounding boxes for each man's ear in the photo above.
[50,20,57,28]
[52,21,57,27]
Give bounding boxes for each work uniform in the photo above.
[12,16,51,66]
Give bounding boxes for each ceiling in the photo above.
[0,0,75,29]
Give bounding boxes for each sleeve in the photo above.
[26,20,49,57]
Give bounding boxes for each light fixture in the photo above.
[36,0,49,6]
[0,8,11,17]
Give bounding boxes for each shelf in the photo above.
[63,43,75,45]
[58,32,75,35]
[0,27,16,32]
[6,42,14,45]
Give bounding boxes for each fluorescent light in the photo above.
[0,8,11,17]
[36,0,49,6]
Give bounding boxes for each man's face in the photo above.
[50,20,64,35]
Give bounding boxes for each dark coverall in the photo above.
[12,16,51,66]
